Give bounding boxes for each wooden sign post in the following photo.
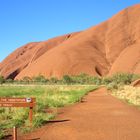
[13,126,17,140]
[0,97,36,124]
[0,97,36,140]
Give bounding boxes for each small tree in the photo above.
[63,75,73,84]
[49,77,58,84]
[0,75,5,84]
[72,73,89,84]
[112,73,135,85]
[22,76,31,84]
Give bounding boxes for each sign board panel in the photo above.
[0,97,36,125]
[0,102,35,107]
[0,97,36,103]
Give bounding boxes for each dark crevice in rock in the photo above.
[6,69,20,79]
[95,66,102,76]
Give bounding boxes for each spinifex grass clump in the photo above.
[0,85,97,138]
[112,86,140,106]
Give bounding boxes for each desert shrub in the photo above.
[22,76,31,84]
[101,73,140,89]
[131,74,140,82]
[0,75,5,84]
[90,76,102,85]
[32,113,55,128]
[62,75,73,84]
[71,73,95,84]
[32,75,48,83]
[49,77,59,84]
[107,81,119,90]
[6,78,13,84]
[101,76,112,85]
[111,73,135,84]
[112,86,140,106]
[100,73,140,90]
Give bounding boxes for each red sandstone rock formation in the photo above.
[131,79,140,87]
[1,4,140,79]
[0,33,79,79]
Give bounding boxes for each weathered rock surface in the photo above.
[0,33,79,79]
[131,79,140,87]
[1,4,140,79]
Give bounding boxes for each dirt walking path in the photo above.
[21,87,140,140]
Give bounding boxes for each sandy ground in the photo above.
[18,87,140,140]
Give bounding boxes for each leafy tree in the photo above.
[62,75,73,84]
[90,76,102,85]
[71,73,91,84]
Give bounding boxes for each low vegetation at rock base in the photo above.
[0,85,97,139]
[112,86,140,106]
[1,73,140,86]
[0,73,140,138]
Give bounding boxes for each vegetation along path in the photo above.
[21,87,140,140]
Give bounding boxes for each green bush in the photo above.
[90,76,102,85]
[6,78,13,83]
[49,77,58,84]
[70,73,100,84]
[22,76,31,82]
[112,73,135,84]
[62,75,73,84]
[32,75,48,83]
[101,73,140,90]
[0,75,5,84]
[102,76,112,85]
[107,82,119,90]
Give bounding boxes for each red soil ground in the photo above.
[1,4,140,79]
[19,87,140,140]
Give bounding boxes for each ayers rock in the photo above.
[1,4,140,80]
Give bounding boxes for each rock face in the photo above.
[0,33,79,79]
[1,4,140,79]
[131,79,140,87]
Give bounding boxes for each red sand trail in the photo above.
[20,88,140,140]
